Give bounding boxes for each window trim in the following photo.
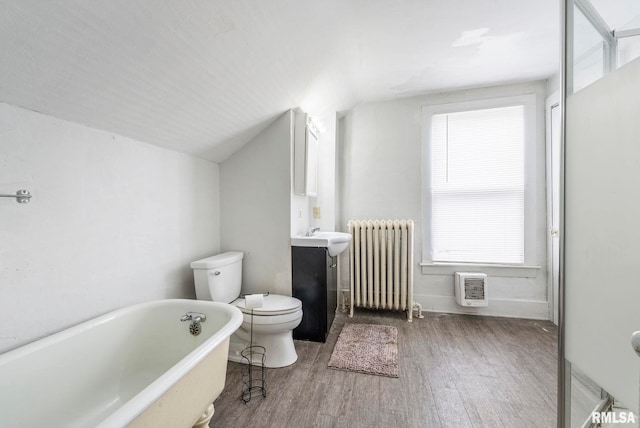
[421,94,537,268]
[419,262,541,278]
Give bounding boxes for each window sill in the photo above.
[420,262,541,278]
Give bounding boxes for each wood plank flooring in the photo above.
[210,309,557,428]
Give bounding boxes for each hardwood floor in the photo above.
[210,309,557,428]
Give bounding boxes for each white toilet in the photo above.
[190,251,303,368]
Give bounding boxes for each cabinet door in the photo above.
[292,247,327,342]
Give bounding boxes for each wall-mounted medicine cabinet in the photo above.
[294,111,319,197]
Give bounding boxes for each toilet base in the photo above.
[227,329,298,368]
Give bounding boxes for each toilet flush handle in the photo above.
[210,271,221,276]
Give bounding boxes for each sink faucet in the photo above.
[306,227,320,236]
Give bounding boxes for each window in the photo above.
[423,96,533,265]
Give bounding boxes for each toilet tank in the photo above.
[190,251,243,303]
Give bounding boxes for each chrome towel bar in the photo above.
[0,190,32,204]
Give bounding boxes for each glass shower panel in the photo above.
[618,35,640,67]
[570,366,602,428]
[562,1,640,426]
[572,6,606,92]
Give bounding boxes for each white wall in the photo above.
[220,111,294,296]
[221,108,337,297]
[548,71,561,94]
[338,81,550,319]
[0,103,220,354]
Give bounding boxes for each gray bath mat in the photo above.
[328,323,399,378]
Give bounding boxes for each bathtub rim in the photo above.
[0,298,243,427]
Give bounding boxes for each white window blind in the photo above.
[430,105,525,264]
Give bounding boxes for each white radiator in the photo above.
[347,219,421,321]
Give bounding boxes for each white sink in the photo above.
[291,231,352,256]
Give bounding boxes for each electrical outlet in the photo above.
[313,207,321,218]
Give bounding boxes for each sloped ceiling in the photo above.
[0,1,560,161]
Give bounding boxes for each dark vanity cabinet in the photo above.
[292,246,337,342]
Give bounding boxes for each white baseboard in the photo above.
[414,294,550,320]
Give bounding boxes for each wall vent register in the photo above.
[454,272,488,307]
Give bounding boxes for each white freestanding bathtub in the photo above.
[0,299,242,428]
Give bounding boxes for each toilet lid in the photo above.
[233,294,302,316]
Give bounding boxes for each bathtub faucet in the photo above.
[180,312,206,323]
[181,312,207,336]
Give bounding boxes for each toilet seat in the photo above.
[232,294,302,316]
